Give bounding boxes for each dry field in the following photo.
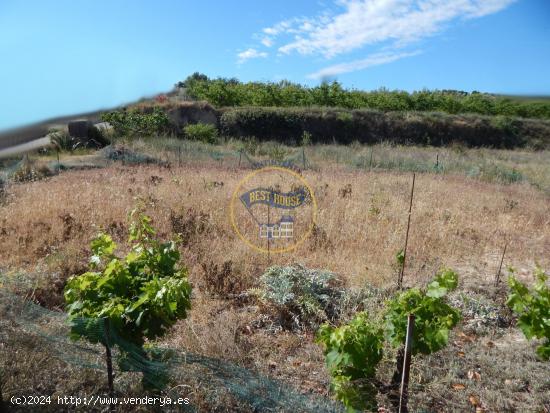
[1,158,549,411]
[1,163,548,286]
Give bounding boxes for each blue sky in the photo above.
[1,0,549,130]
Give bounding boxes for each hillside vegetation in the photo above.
[97,73,550,150]
[178,73,550,119]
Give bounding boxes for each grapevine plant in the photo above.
[316,269,461,412]
[64,210,192,388]
[507,266,550,360]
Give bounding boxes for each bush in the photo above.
[101,108,172,137]
[10,156,52,182]
[253,264,343,330]
[183,122,218,144]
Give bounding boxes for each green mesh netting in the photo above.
[0,275,342,412]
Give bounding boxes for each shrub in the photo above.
[200,260,251,298]
[101,107,172,137]
[64,210,192,389]
[257,141,288,161]
[101,144,163,165]
[253,264,343,330]
[183,122,218,144]
[50,130,78,152]
[10,156,52,182]
[507,266,550,360]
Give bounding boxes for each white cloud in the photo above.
[240,0,515,74]
[275,0,516,58]
[307,50,422,79]
[237,48,268,64]
[260,37,274,47]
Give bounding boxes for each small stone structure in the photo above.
[68,120,93,138]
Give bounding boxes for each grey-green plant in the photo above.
[253,264,343,330]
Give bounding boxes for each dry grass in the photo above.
[0,163,548,288]
[1,158,549,412]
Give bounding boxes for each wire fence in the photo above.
[0,274,344,412]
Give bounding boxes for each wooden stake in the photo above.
[494,241,508,287]
[103,318,114,401]
[399,314,415,413]
[398,173,416,289]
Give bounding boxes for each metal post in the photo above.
[238,149,242,168]
[302,147,306,169]
[436,153,439,168]
[398,173,416,289]
[494,242,508,286]
[56,148,60,172]
[103,318,114,397]
[399,314,415,413]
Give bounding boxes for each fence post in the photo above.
[398,173,416,289]
[435,153,439,169]
[302,147,306,169]
[103,318,114,398]
[239,149,242,168]
[494,241,508,286]
[369,148,373,170]
[178,146,182,167]
[399,314,415,413]
[56,148,60,173]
